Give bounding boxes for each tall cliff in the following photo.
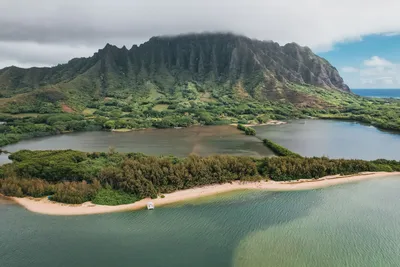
[0,33,349,109]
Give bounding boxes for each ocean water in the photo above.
[352,89,400,98]
[1,176,400,267]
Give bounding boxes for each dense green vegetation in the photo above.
[0,113,102,147]
[237,124,256,136]
[1,150,399,205]
[92,188,138,206]
[263,139,302,157]
[51,181,101,204]
[291,85,400,132]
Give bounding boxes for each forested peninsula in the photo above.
[1,141,399,207]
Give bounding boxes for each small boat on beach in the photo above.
[147,202,154,210]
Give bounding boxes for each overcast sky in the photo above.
[2,0,400,87]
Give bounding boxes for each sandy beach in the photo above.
[8,172,400,216]
[230,120,287,127]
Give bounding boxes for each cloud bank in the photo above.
[1,0,400,68]
[342,56,400,88]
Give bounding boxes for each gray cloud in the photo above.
[1,0,400,69]
[0,41,98,66]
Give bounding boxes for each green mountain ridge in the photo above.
[0,33,349,112]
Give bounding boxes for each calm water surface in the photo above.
[2,120,400,164]
[255,120,400,160]
[0,125,273,164]
[1,176,400,267]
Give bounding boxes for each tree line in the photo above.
[237,124,256,135]
[1,149,399,205]
[263,139,302,157]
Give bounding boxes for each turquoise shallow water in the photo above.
[1,176,400,267]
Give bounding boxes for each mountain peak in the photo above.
[102,43,119,51]
[0,33,350,106]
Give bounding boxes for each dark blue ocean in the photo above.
[352,89,400,99]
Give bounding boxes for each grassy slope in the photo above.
[1,81,399,130]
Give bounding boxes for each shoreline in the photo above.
[111,120,287,133]
[6,172,400,216]
[230,120,287,127]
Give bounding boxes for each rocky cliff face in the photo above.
[0,33,349,100]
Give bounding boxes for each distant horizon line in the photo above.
[352,88,400,90]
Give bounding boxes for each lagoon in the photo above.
[2,120,400,165]
[254,119,400,160]
[0,125,273,164]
